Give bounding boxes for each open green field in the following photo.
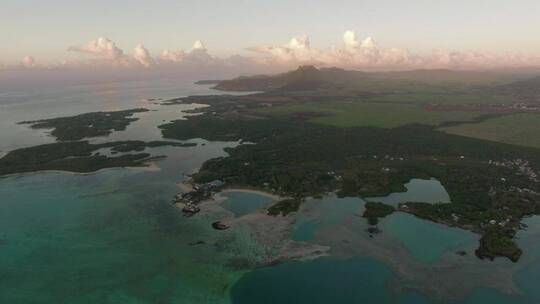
[258,101,489,128]
[440,113,540,149]
[367,92,518,105]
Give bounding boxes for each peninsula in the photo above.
[160,66,540,262]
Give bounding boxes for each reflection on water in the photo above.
[2,78,540,303]
[0,141,249,303]
[0,79,255,303]
[292,196,364,242]
[0,78,251,152]
[220,191,275,217]
[366,178,451,206]
[381,213,478,263]
[231,257,430,304]
[235,184,540,304]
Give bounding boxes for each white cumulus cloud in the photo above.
[159,40,218,66]
[68,37,125,61]
[6,31,540,72]
[22,56,36,68]
[247,30,540,70]
[133,43,154,67]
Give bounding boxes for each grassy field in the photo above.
[440,113,540,149]
[367,92,518,105]
[258,101,488,128]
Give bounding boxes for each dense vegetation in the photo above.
[493,76,540,104]
[475,226,523,262]
[19,109,149,141]
[0,141,150,175]
[195,80,222,85]
[109,140,196,153]
[363,202,396,225]
[8,66,540,262]
[215,65,521,94]
[0,140,194,176]
[159,67,540,261]
[267,199,303,216]
[257,101,489,129]
[441,113,540,149]
[4,107,199,175]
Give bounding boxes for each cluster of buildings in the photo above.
[371,155,406,161]
[489,159,539,182]
[174,180,225,216]
[508,103,540,112]
[488,103,540,112]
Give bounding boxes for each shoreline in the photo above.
[221,188,282,201]
[0,162,160,179]
[175,179,283,201]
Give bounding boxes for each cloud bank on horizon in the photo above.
[8,31,540,72]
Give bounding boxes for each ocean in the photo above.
[1,78,539,303]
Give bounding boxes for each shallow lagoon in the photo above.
[0,80,258,303]
[366,178,451,206]
[233,189,539,304]
[0,145,257,303]
[231,257,433,304]
[220,191,275,217]
[2,79,540,303]
[381,213,478,263]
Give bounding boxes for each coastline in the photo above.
[175,178,284,201]
[0,162,161,179]
[221,188,282,201]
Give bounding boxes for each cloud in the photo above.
[133,43,154,67]
[160,49,186,63]
[5,31,540,72]
[68,37,125,61]
[247,30,540,70]
[192,40,206,50]
[22,56,36,68]
[248,34,324,65]
[67,38,155,68]
[343,30,360,49]
[159,40,218,65]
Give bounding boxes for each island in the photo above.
[195,80,223,85]
[0,139,195,176]
[159,66,540,262]
[19,108,149,141]
[363,202,396,225]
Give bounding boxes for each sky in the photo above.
[2,0,540,71]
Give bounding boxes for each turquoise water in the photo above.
[381,213,479,263]
[452,288,529,304]
[292,195,477,264]
[292,196,364,242]
[0,161,254,303]
[2,79,540,303]
[366,178,451,206]
[275,192,538,304]
[220,192,275,217]
[231,257,434,304]
[293,219,320,241]
[0,149,276,303]
[0,80,260,303]
[230,255,538,304]
[231,257,464,304]
[513,216,540,303]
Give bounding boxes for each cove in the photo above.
[366,178,451,206]
[220,191,275,217]
[381,213,478,263]
[230,257,432,304]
